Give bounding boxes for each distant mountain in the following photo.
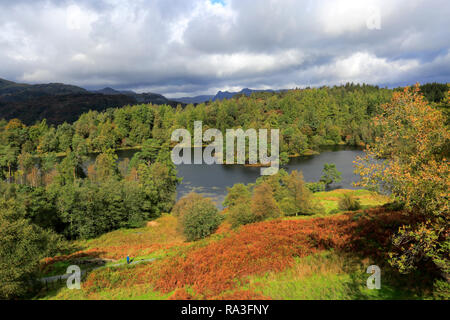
[0,78,19,89]
[214,88,276,101]
[93,87,172,105]
[93,87,122,95]
[0,77,283,125]
[0,78,183,125]
[173,88,277,104]
[172,95,215,104]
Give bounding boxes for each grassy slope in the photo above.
[35,189,434,300]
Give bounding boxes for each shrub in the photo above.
[433,279,450,300]
[174,193,222,241]
[305,182,326,193]
[382,201,405,211]
[338,194,361,211]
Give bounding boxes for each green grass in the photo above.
[246,251,432,300]
[312,189,391,214]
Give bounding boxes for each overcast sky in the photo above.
[0,0,449,97]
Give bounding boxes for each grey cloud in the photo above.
[0,0,448,97]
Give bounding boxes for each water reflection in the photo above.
[91,146,365,209]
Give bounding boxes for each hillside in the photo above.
[0,78,183,125]
[0,93,136,125]
[36,190,435,300]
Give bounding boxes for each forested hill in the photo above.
[0,78,183,125]
[0,78,448,126]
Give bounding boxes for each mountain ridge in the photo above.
[173,88,280,104]
[0,78,183,125]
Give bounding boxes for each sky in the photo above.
[0,0,449,98]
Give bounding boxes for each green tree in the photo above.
[94,149,120,182]
[138,162,180,217]
[0,199,65,299]
[174,193,222,241]
[55,151,85,185]
[250,182,280,221]
[320,163,342,187]
[227,201,254,228]
[282,170,317,216]
[223,183,251,208]
[129,138,160,168]
[0,145,18,181]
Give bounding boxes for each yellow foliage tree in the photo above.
[355,84,449,274]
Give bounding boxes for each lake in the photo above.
[114,146,365,209]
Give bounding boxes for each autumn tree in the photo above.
[355,84,449,274]
[250,182,280,221]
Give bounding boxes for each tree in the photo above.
[17,151,35,185]
[282,170,317,216]
[94,149,120,182]
[279,152,290,165]
[320,163,342,187]
[250,182,280,221]
[37,128,59,154]
[130,138,160,168]
[173,193,222,241]
[227,201,254,228]
[55,151,85,185]
[223,183,251,208]
[140,139,161,164]
[40,152,57,185]
[172,192,205,219]
[355,84,449,274]
[0,145,18,182]
[0,199,65,299]
[56,122,74,152]
[138,162,180,217]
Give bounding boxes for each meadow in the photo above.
[35,189,435,300]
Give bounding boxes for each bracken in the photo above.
[83,209,411,299]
